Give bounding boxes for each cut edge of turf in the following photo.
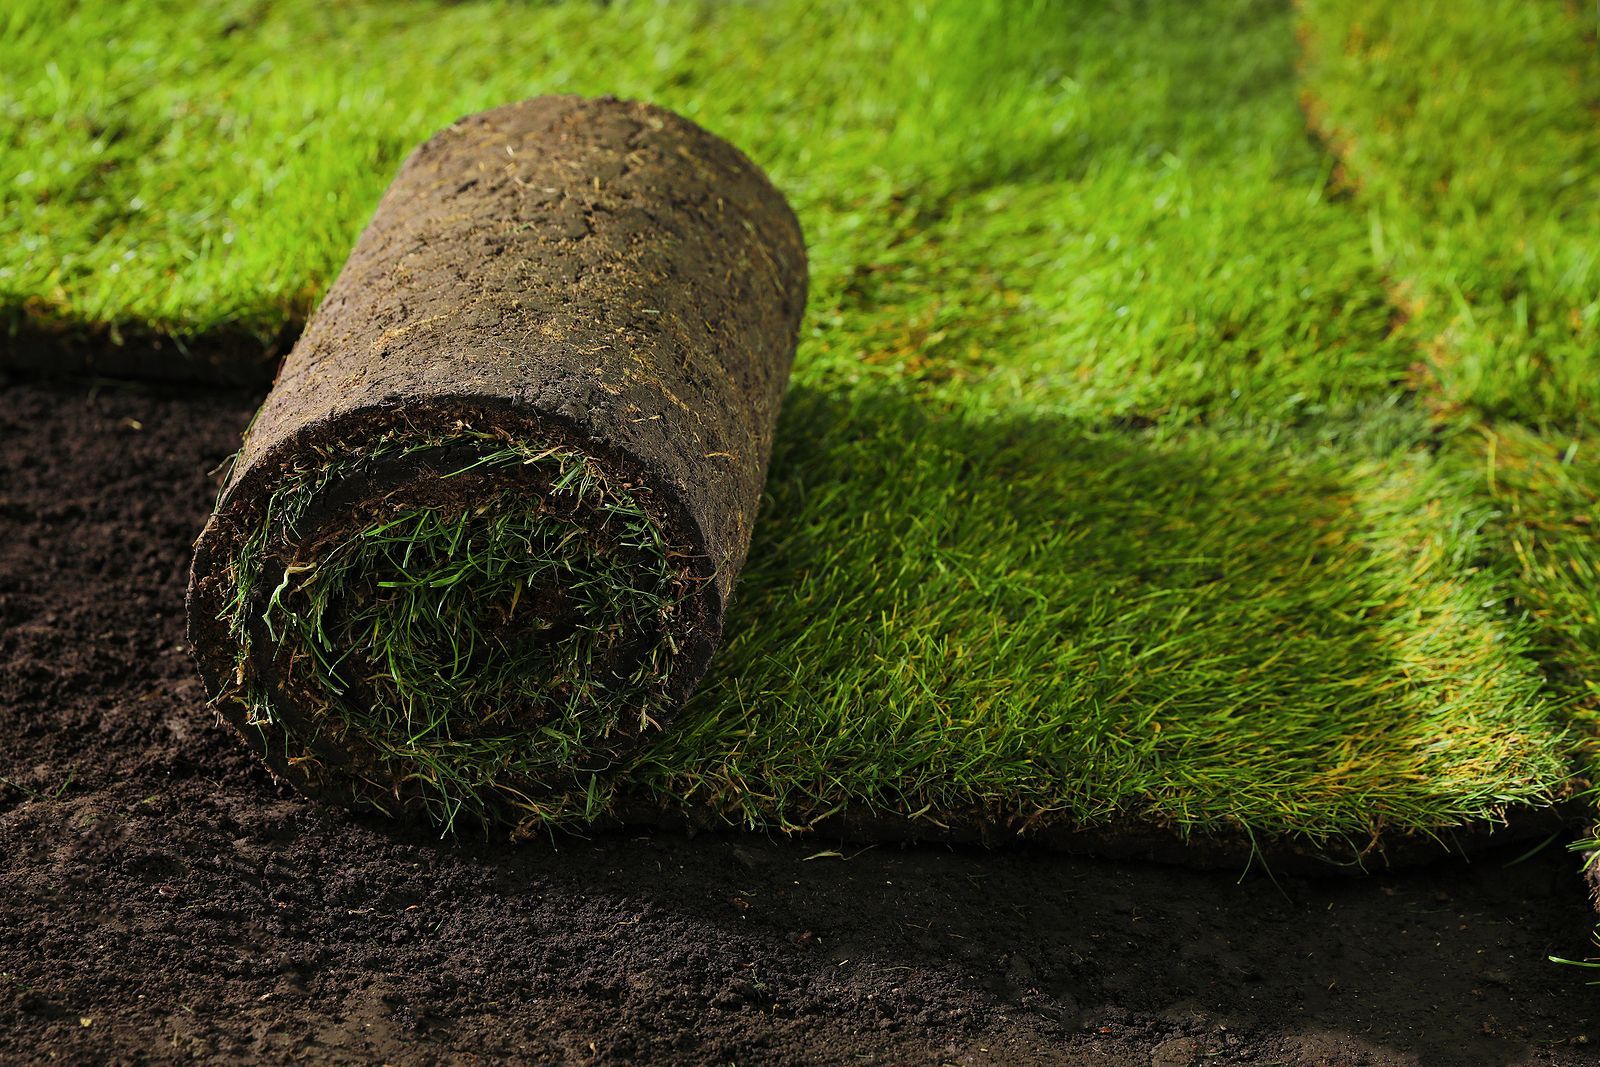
[604,789,1589,877]
[1,318,291,386]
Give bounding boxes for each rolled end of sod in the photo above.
[187,96,807,832]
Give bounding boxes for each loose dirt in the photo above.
[3,376,1599,1065]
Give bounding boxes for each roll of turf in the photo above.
[188,96,807,831]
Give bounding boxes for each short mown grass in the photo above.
[1300,0,1600,429]
[1299,0,1600,831]
[6,0,1596,845]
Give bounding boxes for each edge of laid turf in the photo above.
[608,793,1587,876]
[1,323,287,385]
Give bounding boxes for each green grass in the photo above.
[1426,424,1600,789]
[1299,0,1600,428]
[1298,0,1600,846]
[638,391,1565,837]
[7,0,1597,844]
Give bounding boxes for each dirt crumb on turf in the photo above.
[2,377,1599,1064]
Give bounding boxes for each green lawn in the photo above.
[5,0,1596,847]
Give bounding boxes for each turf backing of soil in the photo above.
[4,376,1600,1064]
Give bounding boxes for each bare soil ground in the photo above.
[3,375,1600,1065]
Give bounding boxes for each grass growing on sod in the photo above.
[1430,429,1600,767]
[1299,0,1600,827]
[224,437,687,831]
[7,0,1596,846]
[1299,0,1600,428]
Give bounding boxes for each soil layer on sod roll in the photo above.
[187,95,807,831]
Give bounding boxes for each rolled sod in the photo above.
[187,96,807,831]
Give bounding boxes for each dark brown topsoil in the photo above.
[4,375,1600,1066]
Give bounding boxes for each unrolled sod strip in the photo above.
[188,96,807,831]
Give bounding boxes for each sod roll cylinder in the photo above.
[188,96,807,830]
